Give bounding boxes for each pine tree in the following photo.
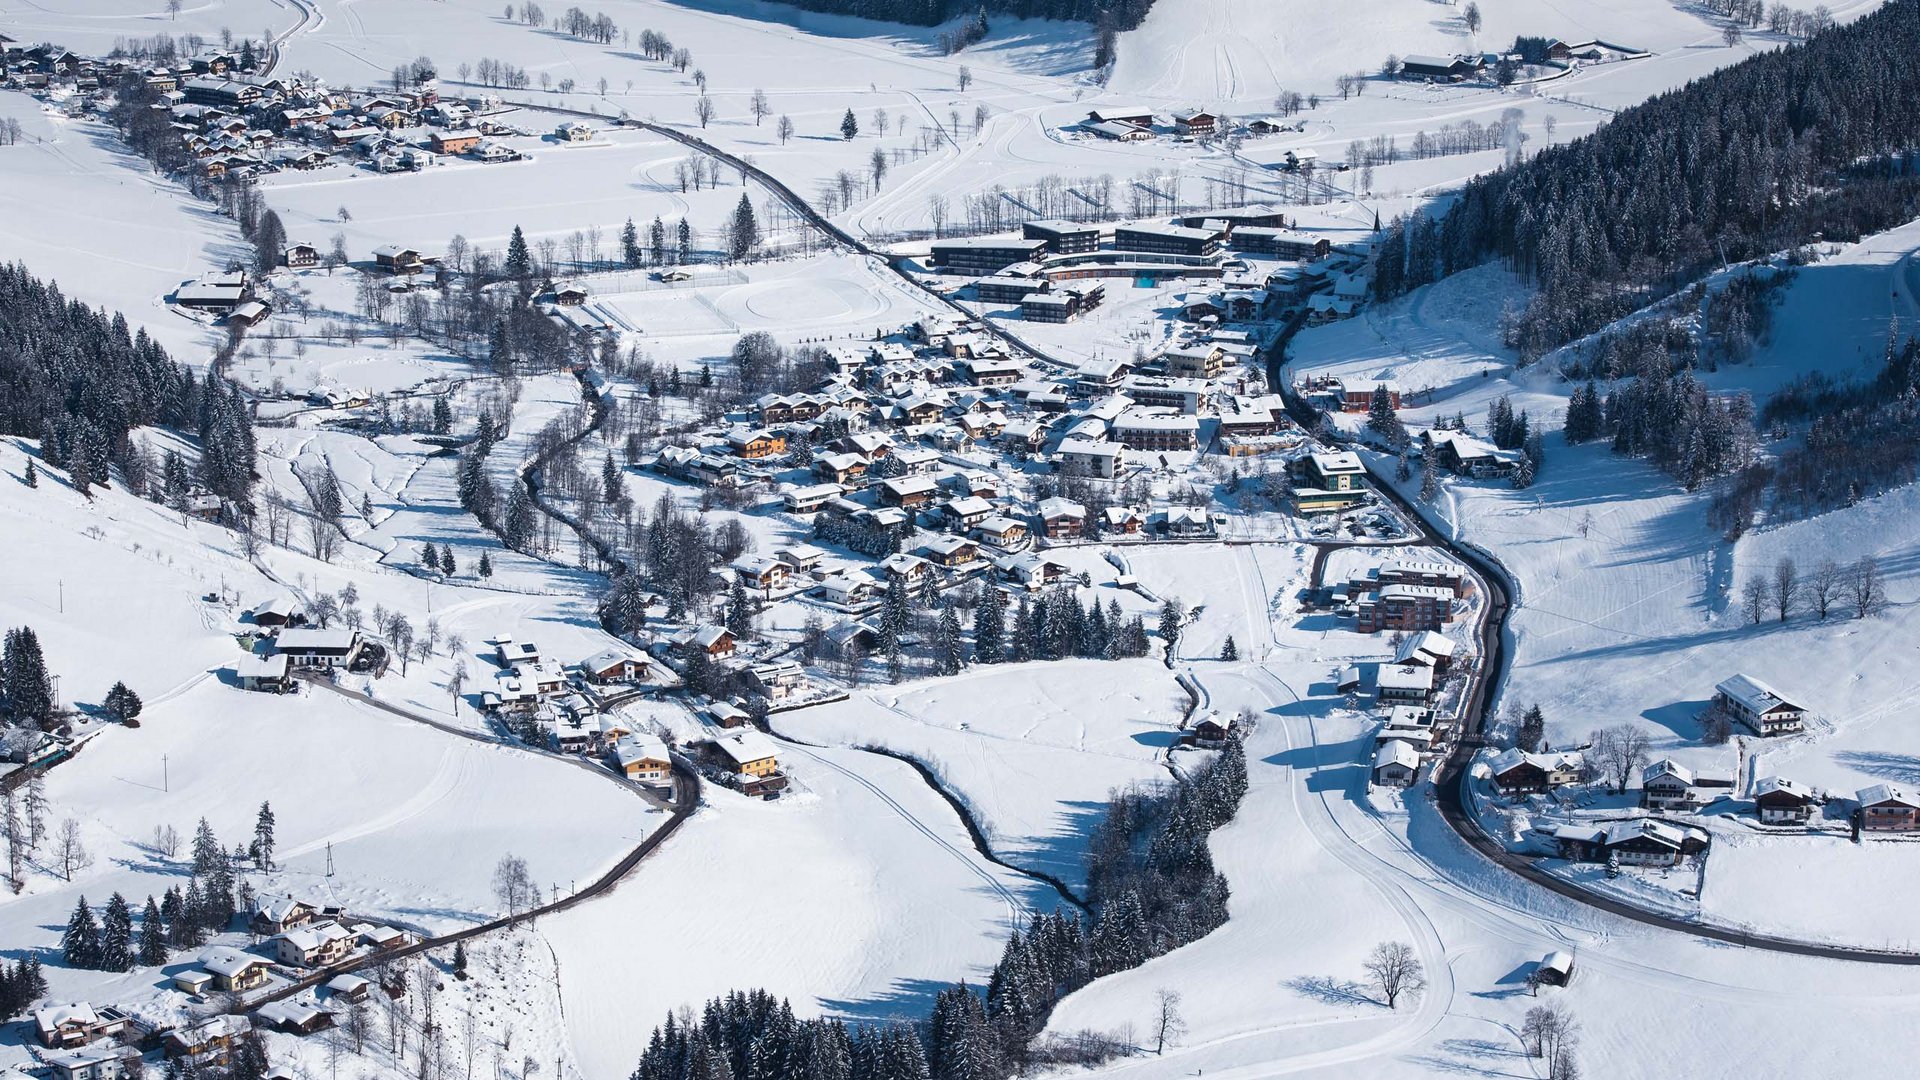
[621,217,643,268]
[728,194,760,261]
[1157,600,1185,668]
[253,210,286,274]
[602,452,623,502]
[1420,454,1441,501]
[3,626,56,723]
[440,544,456,575]
[725,578,754,639]
[676,219,693,263]
[505,225,532,279]
[422,543,439,570]
[1366,384,1405,446]
[840,108,859,140]
[478,551,493,578]
[649,216,668,265]
[102,681,142,725]
[936,601,964,676]
[139,896,168,966]
[251,802,276,870]
[190,818,222,879]
[22,459,36,488]
[99,893,134,972]
[62,897,102,969]
[973,585,1005,663]
[880,578,910,654]
[1517,704,1546,752]
[1219,635,1238,661]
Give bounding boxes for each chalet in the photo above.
[882,552,932,584]
[1640,759,1703,810]
[1172,110,1217,137]
[554,120,595,142]
[1487,748,1583,795]
[1425,429,1522,479]
[974,515,1031,552]
[1086,106,1155,127]
[731,556,791,594]
[687,625,736,660]
[1752,776,1815,825]
[998,552,1071,589]
[282,243,319,268]
[841,431,892,459]
[1356,584,1455,634]
[961,357,1023,386]
[199,947,273,992]
[1857,785,1920,831]
[892,446,943,474]
[46,1044,139,1080]
[880,475,940,509]
[612,733,672,782]
[1375,663,1434,705]
[746,661,808,701]
[163,1016,252,1063]
[716,731,780,778]
[358,924,411,951]
[944,495,995,529]
[550,283,589,306]
[430,129,480,154]
[254,1000,334,1036]
[1161,344,1226,380]
[1393,631,1456,670]
[894,396,946,426]
[1055,438,1125,479]
[727,428,786,459]
[470,138,516,162]
[1102,506,1145,535]
[579,648,648,684]
[1372,740,1421,787]
[175,272,249,313]
[921,535,980,568]
[1190,714,1235,746]
[235,653,292,693]
[1037,497,1087,539]
[813,453,869,485]
[1163,506,1213,538]
[1713,675,1806,737]
[507,662,567,698]
[325,973,373,1003]
[775,544,827,575]
[35,1005,129,1050]
[371,245,426,274]
[815,574,882,606]
[273,628,364,670]
[783,483,843,514]
[251,894,318,936]
[249,594,302,629]
[274,920,356,967]
[1598,818,1707,867]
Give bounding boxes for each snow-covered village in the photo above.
[0,0,1916,1076]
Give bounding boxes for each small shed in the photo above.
[1536,951,1575,987]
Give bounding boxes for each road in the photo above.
[236,676,700,1008]
[1363,463,1920,966]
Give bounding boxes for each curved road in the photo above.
[1362,463,1920,966]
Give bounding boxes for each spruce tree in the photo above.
[2,626,55,723]
[440,544,456,575]
[251,802,276,870]
[676,219,693,263]
[505,225,532,280]
[840,108,859,140]
[99,893,134,972]
[478,551,493,578]
[621,217,643,268]
[1157,600,1185,668]
[973,585,1005,663]
[1219,635,1238,661]
[139,896,168,966]
[62,897,102,969]
[103,681,142,725]
[728,194,760,261]
[22,459,35,488]
[935,601,964,676]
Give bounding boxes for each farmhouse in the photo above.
[1425,429,1523,479]
[251,894,318,936]
[1401,54,1483,81]
[612,733,672,783]
[282,243,319,268]
[163,1016,252,1063]
[1713,675,1806,737]
[273,629,364,670]
[687,625,736,660]
[1086,106,1155,127]
[253,1000,334,1036]
[1393,631,1456,670]
[234,653,291,692]
[1858,785,1920,831]
[1752,776,1816,824]
[1172,110,1217,137]
[1487,748,1583,795]
[716,731,781,778]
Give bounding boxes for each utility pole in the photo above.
[162,753,169,793]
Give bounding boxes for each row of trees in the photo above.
[1738,555,1885,626]
[1373,2,1920,360]
[627,739,1248,1080]
[720,0,1158,31]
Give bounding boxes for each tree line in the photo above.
[1373,2,1920,361]
[626,739,1248,1080]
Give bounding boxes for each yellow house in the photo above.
[716,732,779,778]
[613,734,672,783]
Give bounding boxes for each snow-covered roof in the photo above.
[1752,775,1813,803]
[1376,664,1433,691]
[35,1003,99,1032]
[581,648,641,673]
[1037,497,1085,519]
[1715,674,1802,715]
[1857,784,1919,809]
[280,920,354,953]
[1642,758,1694,787]
[326,973,371,994]
[275,628,359,653]
[255,894,312,923]
[1374,739,1420,771]
[236,653,290,678]
[716,731,779,766]
[614,733,671,768]
[1393,631,1456,666]
[1309,451,1364,476]
[200,946,268,978]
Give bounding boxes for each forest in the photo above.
[1372,1,1920,360]
[749,0,1156,33]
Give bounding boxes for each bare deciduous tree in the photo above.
[1848,554,1886,619]
[1741,577,1769,624]
[1151,989,1185,1054]
[1363,941,1425,1009]
[57,817,92,881]
[1589,723,1651,794]
[1809,558,1841,619]
[492,854,536,915]
[1772,558,1798,621]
